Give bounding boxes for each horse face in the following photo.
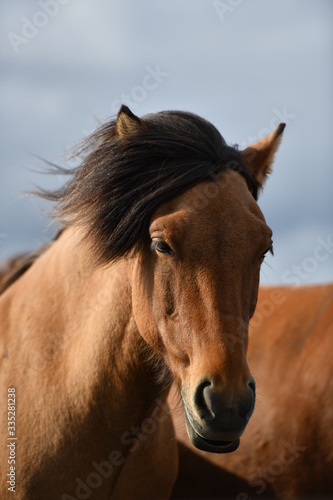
[132,169,273,453]
[128,112,285,454]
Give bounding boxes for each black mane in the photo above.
[41,110,257,263]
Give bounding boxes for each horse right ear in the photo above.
[240,123,286,190]
[115,105,148,136]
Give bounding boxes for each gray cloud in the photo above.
[0,0,332,284]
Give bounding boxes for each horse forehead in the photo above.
[178,171,265,230]
[151,171,267,241]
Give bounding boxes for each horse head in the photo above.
[124,107,285,453]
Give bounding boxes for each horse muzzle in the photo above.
[182,377,256,454]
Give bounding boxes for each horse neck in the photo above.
[0,227,178,497]
[3,226,167,432]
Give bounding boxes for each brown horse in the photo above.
[0,105,285,499]
[172,283,333,499]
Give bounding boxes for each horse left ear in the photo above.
[115,105,147,136]
[240,123,286,189]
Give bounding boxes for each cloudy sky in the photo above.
[0,0,332,285]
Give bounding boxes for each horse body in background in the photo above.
[0,105,285,498]
[172,284,333,499]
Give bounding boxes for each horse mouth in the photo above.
[184,408,240,454]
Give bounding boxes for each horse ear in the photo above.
[240,123,286,189]
[115,105,147,136]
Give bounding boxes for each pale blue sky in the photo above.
[0,0,332,284]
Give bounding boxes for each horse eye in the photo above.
[151,238,174,255]
[260,244,274,261]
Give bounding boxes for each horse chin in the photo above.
[184,408,240,454]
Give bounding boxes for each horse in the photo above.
[171,283,333,499]
[0,105,285,499]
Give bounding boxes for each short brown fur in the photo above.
[0,107,285,498]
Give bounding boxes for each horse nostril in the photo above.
[248,380,256,396]
[193,378,256,423]
[239,380,256,418]
[194,379,214,421]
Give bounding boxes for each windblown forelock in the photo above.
[39,110,256,265]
